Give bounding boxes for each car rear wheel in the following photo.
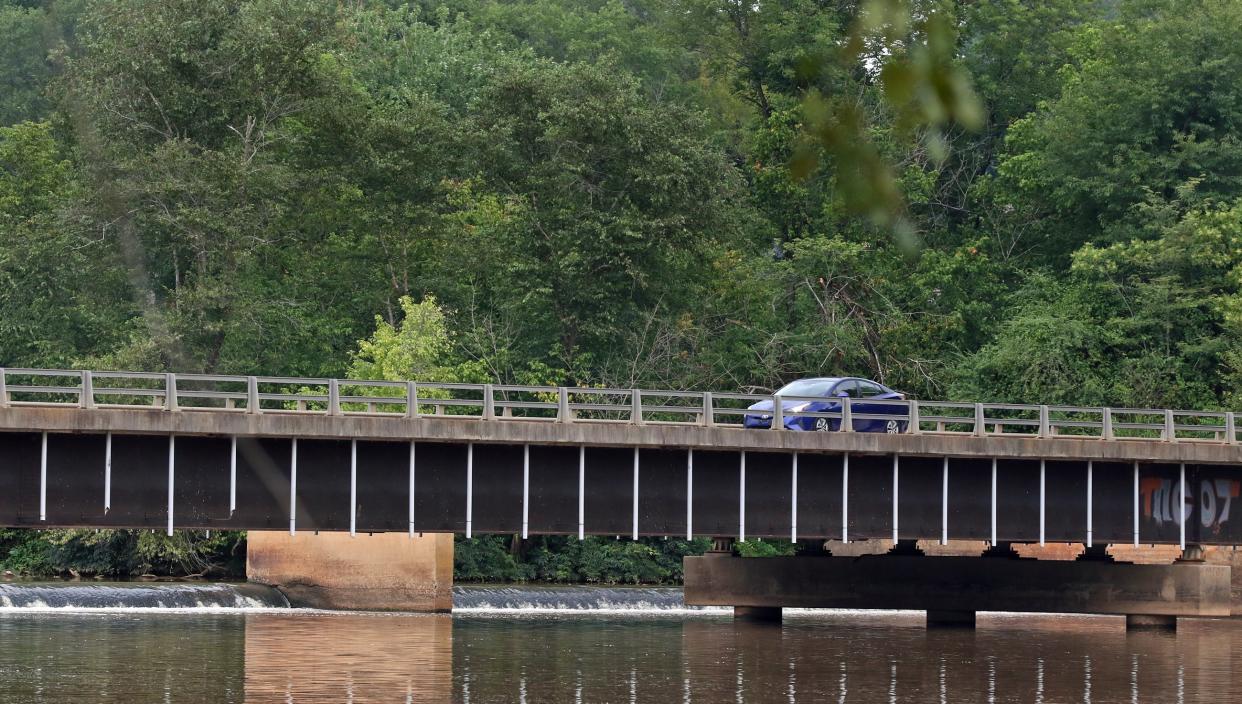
[885,420,901,434]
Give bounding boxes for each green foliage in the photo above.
[454,535,536,582]
[350,295,454,383]
[0,529,244,578]
[998,0,1242,256]
[0,529,53,575]
[0,2,72,125]
[736,539,797,558]
[454,535,709,584]
[0,121,132,366]
[963,0,1096,126]
[796,0,984,243]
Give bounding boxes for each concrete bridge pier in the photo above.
[926,610,976,628]
[246,531,454,611]
[734,605,783,621]
[683,548,1231,631]
[1126,614,1178,629]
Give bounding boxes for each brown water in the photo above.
[0,609,1238,703]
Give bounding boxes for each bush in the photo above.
[0,529,245,579]
[455,535,711,584]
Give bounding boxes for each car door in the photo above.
[830,380,857,430]
[853,380,885,431]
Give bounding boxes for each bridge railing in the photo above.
[0,368,1237,444]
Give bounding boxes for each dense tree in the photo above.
[996,0,1242,258]
[3,0,1241,580]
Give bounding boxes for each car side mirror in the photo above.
[837,392,850,398]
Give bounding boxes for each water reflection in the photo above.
[0,610,1238,702]
[451,613,1238,703]
[0,613,244,702]
[243,613,452,703]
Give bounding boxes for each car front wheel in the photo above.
[885,420,901,434]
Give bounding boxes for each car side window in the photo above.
[857,381,884,398]
[833,380,858,397]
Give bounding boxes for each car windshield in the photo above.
[775,378,840,397]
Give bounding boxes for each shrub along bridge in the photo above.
[0,368,1239,625]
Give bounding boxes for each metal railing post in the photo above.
[557,387,571,422]
[327,378,342,416]
[80,370,95,409]
[1164,409,1176,442]
[841,397,853,432]
[164,373,179,411]
[702,392,713,427]
[246,376,260,414]
[1102,407,1114,440]
[1039,405,1050,437]
[406,381,419,419]
[632,389,644,425]
[908,400,920,434]
[0,368,6,408]
[1227,412,1236,445]
[974,403,985,437]
[772,395,783,430]
[483,384,495,420]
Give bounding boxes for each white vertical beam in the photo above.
[842,454,850,543]
[1086,461,1093,548]
[578,445,585,541]
[739,451,746,542]
[632,448,639,541]
[166,435,175,536]
[228,436,236,517]
[521,444,530,540]
[1039,459,1046,546]
[466,443,474,539]
[408,441,416,538]
[39,432,47,521]
[1133,461,1140,547]
[104,432,112,515]
[891,454,899,544]
[686,449,694,540]
[289,438,298,536]
[941,457,949,546]
[990,458,997,546]
[350,439,358,537]
[790,453,798,543]
[1179,462,1186,551]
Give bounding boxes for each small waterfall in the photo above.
[453,585,727,613]
[0,582,290,610]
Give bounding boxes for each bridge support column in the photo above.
[926,610,975,628]
[981,541,1020,559]
[247,531,453,612]
[734,606,782,622]
[888,539,924,556]
[1126,614,1177,630]
[1178,544,1206,562]
[1077,544,1114,562]
[684,554,1229,625]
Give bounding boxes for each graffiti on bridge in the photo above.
[1140,475,1240,537]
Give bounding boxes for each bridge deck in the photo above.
[1,409,1239,545]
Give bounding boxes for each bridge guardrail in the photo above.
[0,368,1237,445]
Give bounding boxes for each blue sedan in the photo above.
[743,377,908,432]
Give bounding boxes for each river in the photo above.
[0,583,1236,702]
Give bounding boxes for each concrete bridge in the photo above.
[2,368,1240,625]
